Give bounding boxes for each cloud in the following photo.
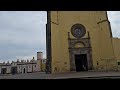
[0,11,47,62]
[107,11,120,38]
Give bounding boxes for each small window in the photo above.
[118,62,120,65]
[29,65,30,68]
[35,65,36,67]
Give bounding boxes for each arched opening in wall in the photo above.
[0,11,47,62]
[24,68,26,73]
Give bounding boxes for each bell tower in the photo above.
[46,11,117,74]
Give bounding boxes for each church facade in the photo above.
[46,11,120,73]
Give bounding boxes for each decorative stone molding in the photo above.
[68,25,93,71]
[71,24,86,38]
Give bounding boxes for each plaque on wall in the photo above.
[71,24,86,38]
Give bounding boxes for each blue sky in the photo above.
[0,11,119,62]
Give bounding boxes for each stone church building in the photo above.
[46,11,120,73]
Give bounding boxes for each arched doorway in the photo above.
[23,68,26,73]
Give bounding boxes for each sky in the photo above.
[107,11,120,38]
[0,11,119,62]
[0,11,47,62]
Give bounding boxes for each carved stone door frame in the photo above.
[68,31,93,72]
[69,48,93,71]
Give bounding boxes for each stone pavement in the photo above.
[1,71,120,79]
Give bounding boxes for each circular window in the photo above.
[71,24,86,38]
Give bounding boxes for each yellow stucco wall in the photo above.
[50,11,117,73]
[112,38,120,70]
[39,60,46,72]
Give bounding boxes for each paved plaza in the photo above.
[1,71,120,79]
